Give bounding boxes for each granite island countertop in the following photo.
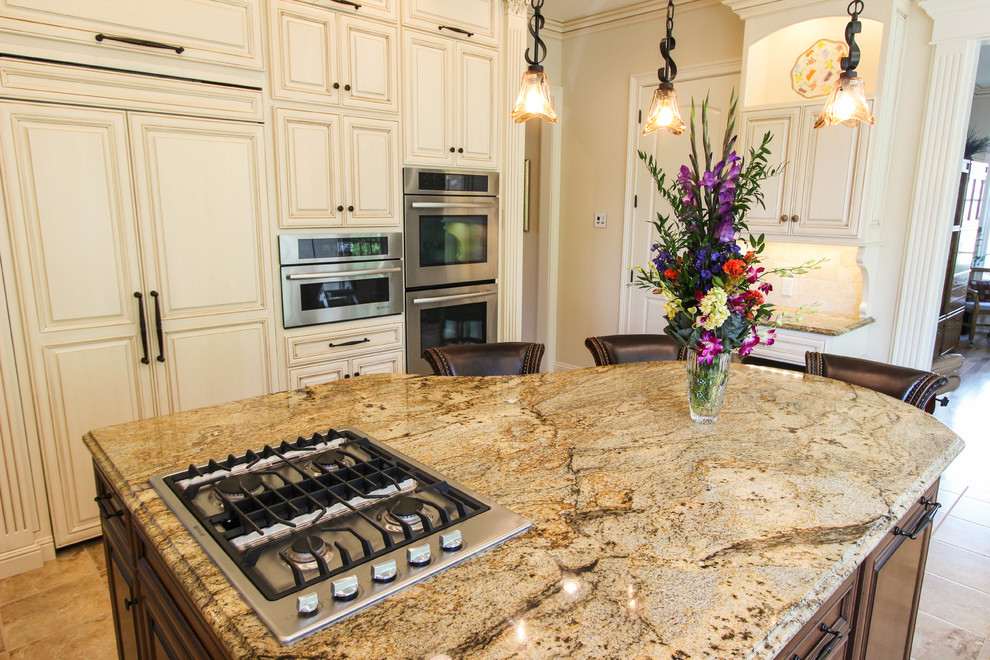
[84,362,963,659]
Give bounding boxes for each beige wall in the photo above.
[554,5,745,367]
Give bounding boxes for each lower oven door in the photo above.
[282,260,404,328]
[405,282,498,374]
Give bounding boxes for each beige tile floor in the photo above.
[0,341,987,660]
[911,336,990,660]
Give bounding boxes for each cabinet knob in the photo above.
[779,214,788,223]
[348,205,354,212]
[354,371,360,377]
[333,82,340,89]
[344,374,350,379]
[790,215,799,223]
[337,206,344,212]
[458,148,464,153]
[344,84,351,91]
[449,147,455,153]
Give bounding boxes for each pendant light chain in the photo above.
[524,0,547,71]
[841,0,864,77]
[658,0,677,85]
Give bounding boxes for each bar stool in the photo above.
[584,334,686,366]
[804,352,948,413]
[423,342,545,376]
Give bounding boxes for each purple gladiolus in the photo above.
[697,331,723,364]
[677,165,693,188]
[715,217,735,243]
[699,171,717,189]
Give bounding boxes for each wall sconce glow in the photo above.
[511,0,557,124]
[814,0,876,129]
[643,0,685,136]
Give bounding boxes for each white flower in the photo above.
[697,288,730,330]
[664,298,681,319]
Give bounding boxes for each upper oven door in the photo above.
[282,260,404,328]
[404,195,498,289]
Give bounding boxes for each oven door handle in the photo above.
[409,202,496,209]
[412,291,496,304]
[286,267,401,280]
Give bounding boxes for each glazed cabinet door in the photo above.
[352,349,404,376]
[268,0,340,105]
[738,106,799,235]
[854,482,940,660]
[791,103,870,238]
[338,14,398,112]
[0,102,155,546]
[128,114,275,413]
[274,107,343,228]
[454,43,497,168]
[403,30,454,167]
[0,0,264,69]
[342,116,400,226]
[287,360,349,388]
[402,0,498,46]
[106,543,141,660]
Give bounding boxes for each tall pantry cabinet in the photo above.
[0,89,276,547]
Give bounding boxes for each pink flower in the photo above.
[696,331,723,364]
[739,328,760,356]
[758,282,773,294]
[764,328,776,347]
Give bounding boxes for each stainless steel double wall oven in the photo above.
[403,168,499,374]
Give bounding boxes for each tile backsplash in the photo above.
[758,243,863,317]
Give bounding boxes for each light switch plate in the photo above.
[781,276,795,297]
[594,212,607,228]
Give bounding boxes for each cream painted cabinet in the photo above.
[285,316,404,388]
[740,103,870,239]
[269,0,398,112]
[0,0,264,69]
[0,103,275,546]
[402,29,497,169]
[287,350,402,387]
[292,0,395,22]
[402,0,498,46]
[275,107,399,228]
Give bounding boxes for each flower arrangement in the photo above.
[633,92,822,366]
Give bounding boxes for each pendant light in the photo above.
[643,0,686,136]
[814,0,875,129]
[511,0,557,124]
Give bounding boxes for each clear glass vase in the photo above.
[685,348,731,424]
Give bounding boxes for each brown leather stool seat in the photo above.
[584,334,686,366]
[423,342,545,376]
[804,351,948,413]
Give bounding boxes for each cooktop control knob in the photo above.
[440,530,463,551]
[297,592,320,616]
[407,543,432,566]
[331,575,359,600]
[372,559,398,583]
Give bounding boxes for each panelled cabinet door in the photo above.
[0,103,154,546]
[269,0,340,105]
[402,0,498,46]
[292,0,396,21]
[352,349,404,375]
[739,107,799,235]
[128,114,274,413]
[288,360,348,388]
[343,116,400,226]
[402,30,454,166]
[792,103,870,238]
[455,43,497,168]
[0,0,264,69]
[275,108,343,227]
[339,15,398,112]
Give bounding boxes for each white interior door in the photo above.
[621,74,738,334]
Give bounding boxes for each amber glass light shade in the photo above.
[511,69,558,124]
[642,85,686,136]
[813,76,875,129]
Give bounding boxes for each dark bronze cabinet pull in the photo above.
[894,497,941,539]
[150,291,165,363]
[330,0,362,8]
[95,33,184,54]
[449,147,456,153]
[124,597,138,610]
[134,292,150,365]
[438,25,474,37]
[337,205,344,212]
[790,624,843,660]
[94,493,113,502]
[328,338,370,348]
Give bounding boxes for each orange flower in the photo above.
[722,259,746,278]
[664,268,679,280]
[745,251,755,262]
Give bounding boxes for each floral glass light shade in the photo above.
[511,68,557,124]
[643,83,686,136]
[813,75,874,128]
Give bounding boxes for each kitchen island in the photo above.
[84,362,963,659]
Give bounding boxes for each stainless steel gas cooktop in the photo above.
[149,427,531,644]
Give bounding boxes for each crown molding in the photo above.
[720,0,824,20]
[556,0,721,38]
[918,0,990,43]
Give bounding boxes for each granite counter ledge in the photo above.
[83,363,963,659]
